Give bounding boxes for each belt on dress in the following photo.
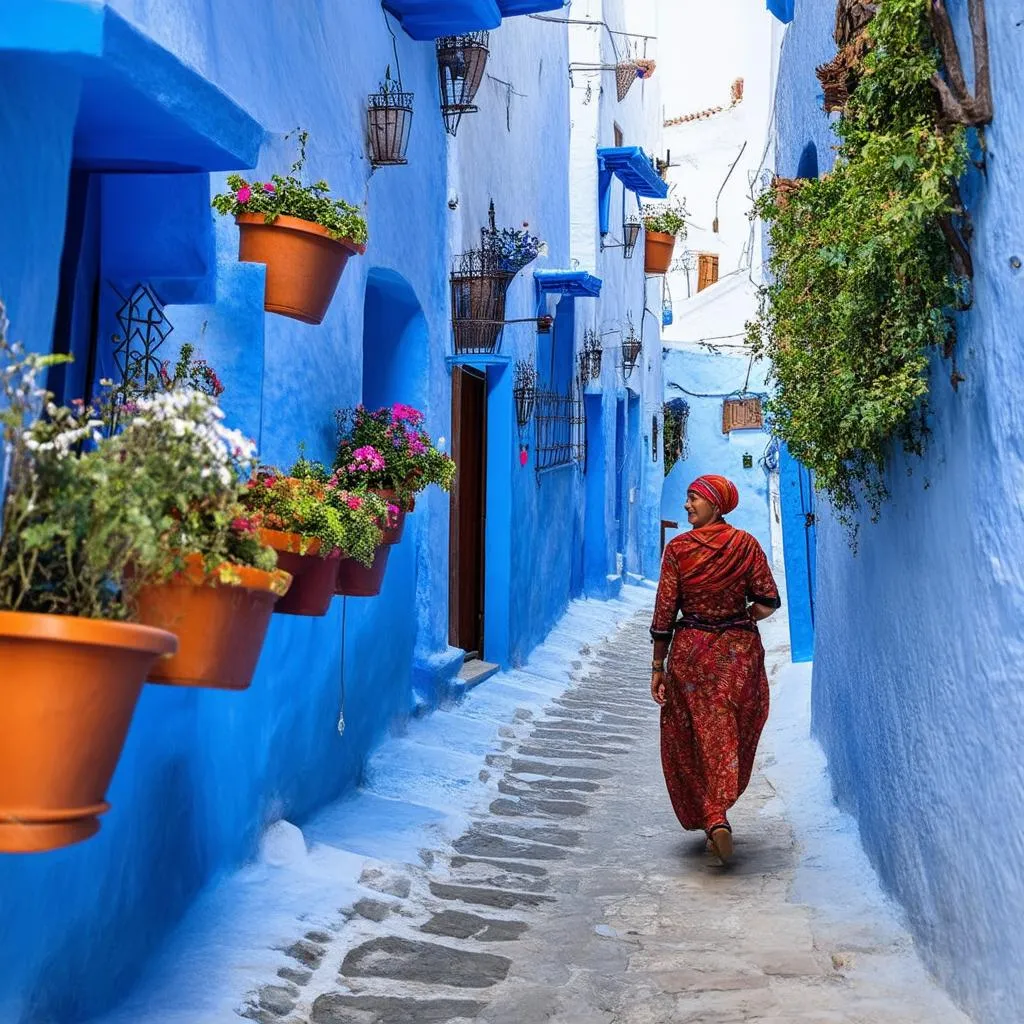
[673,614,755,634]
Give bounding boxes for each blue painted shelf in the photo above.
[534,269,603,300]
[596,146,668,235]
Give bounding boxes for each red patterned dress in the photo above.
[650,522,781,833]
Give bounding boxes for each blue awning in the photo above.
[596,146,667,235]
[0,0,263,172]
[384,0,565,40]
[534,270,603,300]
[766,0,794,24]
[498,0,566,14]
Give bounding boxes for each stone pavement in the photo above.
[230,605,973,1024]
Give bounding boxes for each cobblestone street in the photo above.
[96,592,971,1024]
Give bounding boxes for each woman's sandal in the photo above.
[707,824,734,863]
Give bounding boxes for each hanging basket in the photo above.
[137,554,292,691]
[367,80,414,167]
[258,528,340,617]
[834,0,877,47]
[437,32,490,136]
[615,61,639,102]
[336,546,391,598]
[622,335,642,378]
[644,230,676,275]
[815,36,870,114]
[513,358,537,430]
[0,612,177,853]
[371,488,409,545]
[450,249,515,355]
[237,213,366,325]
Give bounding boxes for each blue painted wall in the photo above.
[0,2,662,1021]
[660,347,772,554]
[772,2,1024,1019]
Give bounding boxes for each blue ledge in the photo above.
[0,0,263,171]
[498,0,566,13]
[534,269,603,300]
[597,146,668,235]
[766,0,795,24]
[446,353,512,371]
[383,0,501,39]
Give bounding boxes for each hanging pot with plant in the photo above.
[642,198,688,275]
[212,130,368,325]
[0,328,184,853]
[242,457,390,613]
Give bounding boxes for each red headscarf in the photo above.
[689,474,739,515]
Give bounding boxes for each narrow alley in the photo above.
[92,591,967,1024]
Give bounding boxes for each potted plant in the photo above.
[334,403,456,535]
[642,198,688,275]
[212,130,369,325]
[240,456,388,612]
[0,318,179,853]
[126,349,292,691]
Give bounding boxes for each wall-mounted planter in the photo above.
[138,555,292,690]
[336,546,391,598]
[644,231,676,275]
[0,612,177,853]
[236,213,366,325]
[258,529,340,616]
[372,489,410,545]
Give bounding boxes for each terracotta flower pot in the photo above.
[137,554,292,690]
[0,612,177,853]
[258,528,340,617]
[372,489,407,545]
[236,213,366,326]
[335,546,391,598]
[644,230,676,275]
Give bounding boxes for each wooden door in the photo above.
[697,252,720,292]
[449,366,487,658]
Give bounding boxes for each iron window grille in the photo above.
[111,282,173,398]
[534,379,586,472]
[367,66,414,167]
[436,32,489,136]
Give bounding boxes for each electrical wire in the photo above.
[380,4,404,87]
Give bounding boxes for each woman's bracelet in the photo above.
[652,662,665,672]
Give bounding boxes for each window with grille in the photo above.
[722,396,763,434]
[535,300,585,471]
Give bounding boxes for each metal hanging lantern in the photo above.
[623,218,641,259]
[583,328,602,381]
[514,358,537,465]
[622,331,642,378]
[450,248,514,354]
[367,66,414,167]
[436,32,490,136]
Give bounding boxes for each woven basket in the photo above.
[616,62,638,102]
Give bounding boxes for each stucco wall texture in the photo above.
[772,2,1024,1020]
[0,2,664,1021]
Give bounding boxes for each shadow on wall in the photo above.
[362,268,428,410]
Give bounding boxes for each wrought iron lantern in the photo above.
[367,66,414,167]
[436,32,490,136]
[623,217,642,259]
[514,358,537,466]
[621,330,642,379]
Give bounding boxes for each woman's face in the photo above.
[685,490,720,528]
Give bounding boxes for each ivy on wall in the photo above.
[748,0,991,532]
[663,399,690,477]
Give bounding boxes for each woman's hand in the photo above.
[651,670,667,706]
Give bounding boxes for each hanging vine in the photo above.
[663,399,690,477]
[749,0,991,532]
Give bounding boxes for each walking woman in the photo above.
[650,474,781,863]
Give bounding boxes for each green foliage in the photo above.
[749,0,968,528]
[211,130,368,244]
[642,197,688,239]
[334,404,456,507]
[240,459,388,568]
[663,400,690,478]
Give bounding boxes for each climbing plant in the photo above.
[663,399,690,477]
[748,0,990,531]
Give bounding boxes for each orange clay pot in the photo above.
[643,230,676,275]
[335,545,391,598]
[0,612,177,853]
[236,213,366,325]
[137,554,292,690]
[258,528,340,617]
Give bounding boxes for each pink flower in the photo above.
[391,403,424,425]
[263,182,276,193]
[262,475,277,489]
[236,185,252,204]
[231,517,254,533]
[346,496,363,511]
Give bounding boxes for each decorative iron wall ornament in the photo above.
[513,358,537,431]
[436,32,490,136]
[111,282,173,395]
[582,328,602,381]
[367,66,414,166]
